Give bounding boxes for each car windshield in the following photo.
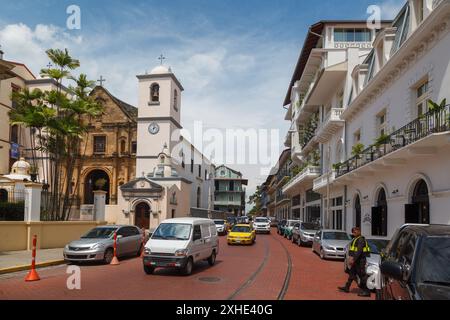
[231,226,251,233]
[152,223,192,241]
[214,220,225,225]
[81,227,117,239]
[227,218,236,223]
[288,221,299,227]
[417,237,450,286]
[323,232,351,240]
[302,223,320,230]
[367,239,390,254]
[255,218,268,223]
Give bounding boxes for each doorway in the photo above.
[372,188,387,236]
[135,202,150,230]
[84,169,110,204]
[405,179,430,224]
[354,195,361,229]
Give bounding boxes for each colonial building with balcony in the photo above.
[213,165,247,216]
[284,0,450,238]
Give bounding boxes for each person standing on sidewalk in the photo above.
[338,227,371,297]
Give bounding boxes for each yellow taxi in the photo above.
[227,224,256,245]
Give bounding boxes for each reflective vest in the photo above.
[349,236,371,253]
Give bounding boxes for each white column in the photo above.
[93,190,107,222]
[24,183,43,222]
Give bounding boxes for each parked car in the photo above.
[226,216,237,231]
[64,225,143,264]
[292,221,321,246]
[277,219,287,235]
[344,238,390,297]
[268,217,277,228]
[213,219,227,236]
[312,230,352,260]
[227,224,256,245]
[253,217,271,234]
[379,224,450,300]
[143,218,219,276]
[283,220,301,240]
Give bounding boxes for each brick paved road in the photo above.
[0,231,372,300]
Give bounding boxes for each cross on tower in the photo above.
[158,54,166,65]
[97,75,106,87]
[46,62,53,69]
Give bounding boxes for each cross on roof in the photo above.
[46,62,53,69]
[97,75,106,87]
[158,54,166,65]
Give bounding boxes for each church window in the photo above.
[131,142,137,154]
[93,136,106,154]
[191,159,194,173]
[198,165,201,178]
[120,139,126,154]
[197,187,201,208]
[174,90,178,111]
[150,83,160,103]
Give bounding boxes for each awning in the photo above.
[305,61,347,106]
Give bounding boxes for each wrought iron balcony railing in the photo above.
[336,104,450,178]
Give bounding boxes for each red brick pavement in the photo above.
[0,232,373,300]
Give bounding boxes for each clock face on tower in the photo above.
[148,122,160,135]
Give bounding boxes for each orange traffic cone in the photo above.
[110,231,120,265]
[25,235,41,282]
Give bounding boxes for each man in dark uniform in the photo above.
[338,227,371,297]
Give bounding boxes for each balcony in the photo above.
[313,170,336,193]
[282,166,321,195]
[316,108,345,143]
[300,132,319,158]
[276,193,290,205]
[336,105,450,180]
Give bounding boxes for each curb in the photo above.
[0,260,66,275]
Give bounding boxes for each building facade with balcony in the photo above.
[213,165,247,216]
[284,0,450,239]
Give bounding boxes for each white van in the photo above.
[142,218,219,275]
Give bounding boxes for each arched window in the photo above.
[174,90,178,110]
[150,83,160,102]
[197,187,201,208]
[372,188,388,236]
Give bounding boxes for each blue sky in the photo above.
[0,0,405,206]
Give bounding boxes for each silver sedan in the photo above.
[63,225,144,264]
[312,229,352,260]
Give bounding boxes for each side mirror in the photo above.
[380,261,403,281]
[117,235,123,240]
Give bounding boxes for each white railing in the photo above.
[283,166,321,193]
[317,108,344,132]
[313,170,336,191]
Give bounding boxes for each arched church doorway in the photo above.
[84,170,110,205]
[372,188,387,236]
[0,189,8,202]
[405,179,430,224]
[354,195,361,229]
[135,202,150,230]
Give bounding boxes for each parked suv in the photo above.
[379,224,450,300]
[292,221,321,246]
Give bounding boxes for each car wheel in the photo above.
[103,248,114,264]
[182,258,193,276]
[207,251,216,266]
[143,265,155,275]
[319,248,325,260]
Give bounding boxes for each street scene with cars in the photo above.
[1,0,450,303]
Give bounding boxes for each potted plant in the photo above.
[427,98,447,131]
[332,162,343,171]
[351,143,365,158]
[95,178,107,190]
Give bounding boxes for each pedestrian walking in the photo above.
[338,227,371,297]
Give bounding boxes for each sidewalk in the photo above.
[0,248,65,274]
